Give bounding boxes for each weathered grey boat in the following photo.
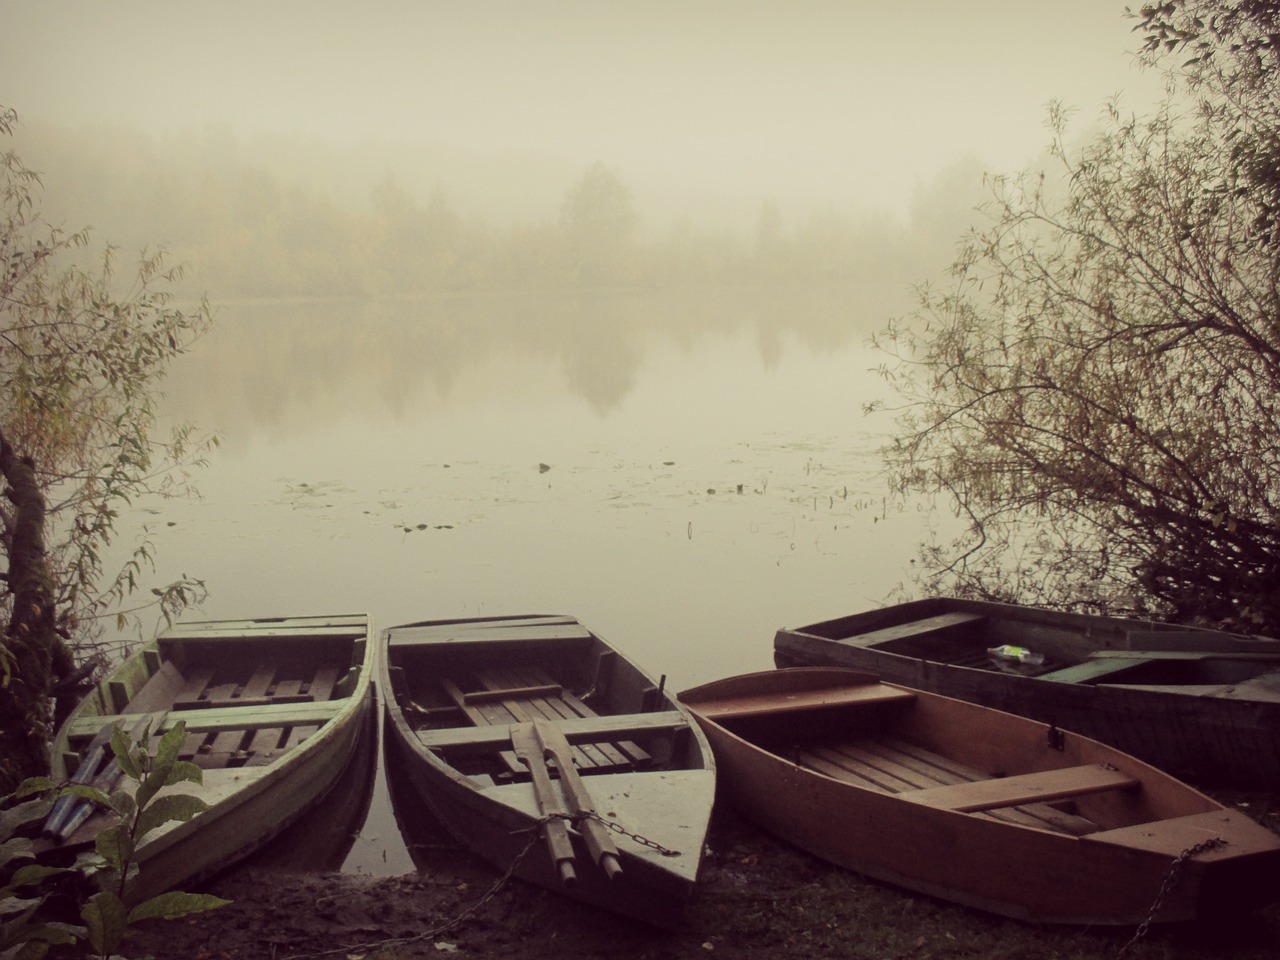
[773,597,1280,788]
[379,614,715,926]
[45,614,374,899]
[680,666,1280,925]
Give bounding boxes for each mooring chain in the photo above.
[534,809,682,857]
[288,812,678,960]
[1115,836,1226,960]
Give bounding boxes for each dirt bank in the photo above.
[125,804,1280,960]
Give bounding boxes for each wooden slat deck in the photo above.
[795,737,1106,836]
[422,665,656,778]
[72,658,348,770]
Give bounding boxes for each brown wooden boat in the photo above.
[44,614,374,899]
[773,597,1280,788]
[679,666,1280,925]
[379,614,715,926]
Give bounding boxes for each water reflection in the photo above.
[234,692,379,874]
[162,283,898,438]
[382,730,493,881]
[117,285,952,879]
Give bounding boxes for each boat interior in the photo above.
[691,674,1219,841]
[803,608,1280,692]
[385,618,705,786]
[63,626,367,773]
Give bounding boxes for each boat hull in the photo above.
[379,614,715,926]
[47,614,374,900]
[774,597,1280,788]
[681,667,1280,925]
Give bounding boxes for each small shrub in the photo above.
[0,718,229,960]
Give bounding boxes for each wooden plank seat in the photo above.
[795,737,1104,836]
[68,699,345,741]
[908,764,1140,813]
[430,666,653,778]
[844,612,986,647]
[693,682,916,721]
[417,710,689,752]
[1036,659,1147,683]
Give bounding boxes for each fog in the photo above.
[5,1,1166,233]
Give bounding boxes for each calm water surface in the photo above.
[108,288,944,874]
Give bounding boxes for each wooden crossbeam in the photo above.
[908,764,1140,812]
[417,710,688,751]
[692,682,915,721]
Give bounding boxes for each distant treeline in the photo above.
[13,120,983,302]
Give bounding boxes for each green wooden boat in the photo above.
[774,597,1280,788]
[380,614,715,926]
[44,613,374,900]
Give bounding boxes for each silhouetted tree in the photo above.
[1,108,213,791]
[558,162,638,284]
[873,9,1280,631]
[1135,1,1280,243]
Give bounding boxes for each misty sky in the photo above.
[3,1,1165,215]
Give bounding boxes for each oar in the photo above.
[509,721,577,883]
[532,719,623,880]
[51,712,166,844]
[42,721,116,838]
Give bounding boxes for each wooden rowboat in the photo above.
[379,614,715,926]
[679,667,1280,926]
[773,597,1280,788]
[44,614,374,900]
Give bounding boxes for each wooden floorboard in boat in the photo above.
[428,665,653,777]
[797,736,1099,836]
[485,667,636,770]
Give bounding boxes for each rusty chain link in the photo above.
[1115,836,1226,960]
[557,809,682,857]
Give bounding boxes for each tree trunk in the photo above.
[0,427,63,794]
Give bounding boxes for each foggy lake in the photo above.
[5,0,1181,889]
[107,285,947,874]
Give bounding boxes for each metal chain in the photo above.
[537,810,682,857]
[1115,836,1226,960]
[581,809,682,856]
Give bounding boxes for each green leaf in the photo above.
[0,918,82,952]
[61,784,110,807]
[12,778,58,799]
[135,794,206,839]
[162,760,202,787]
[93,824,132,871]
[127,890,230,923]
[0,799,53,841]
[107,789,135,824]
[5,864,70,890]
[108,726,141,782]
[81,891,127,956]
[132,764,168,813]
[154,721,187,768]
[0,837,35,873]
[0,894,41,919]
[2,939,50,960]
